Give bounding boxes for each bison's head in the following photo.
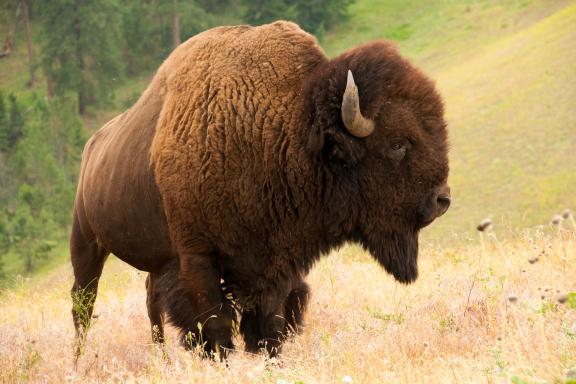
[306,41,450,284]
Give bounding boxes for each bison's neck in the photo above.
[259,73,361,265]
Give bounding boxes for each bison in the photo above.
[70,21,450,359]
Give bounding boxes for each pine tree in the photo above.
[120,0,215,76]
[241,0,296,26]
[21,0,36,87]
[240,0,354,35]
[0,92,7,151]
[172,0,181,49]
[39,0,123,114]
[121,0,158,75]
[294,0,354,36]
[1,94,25,151]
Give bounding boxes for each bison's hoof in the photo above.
[181,325,234,360]
[181,334,233,360]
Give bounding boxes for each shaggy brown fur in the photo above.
[70,21,450,359]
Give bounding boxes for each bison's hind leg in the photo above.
[284,280,310,335]
[146,272,165,344]
[70,212,109,360]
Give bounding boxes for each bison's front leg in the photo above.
[240,280,310,357]
[283,280,310,335]
[240,306,285,357]
[162,247,236,359]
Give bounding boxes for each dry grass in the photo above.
[1,224,574,383]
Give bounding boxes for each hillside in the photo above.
[432,3,576,236]
[323,0,576,237]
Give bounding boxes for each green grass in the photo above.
[427,3,576,237]
[322,0,572,68]
[1,240,69,290]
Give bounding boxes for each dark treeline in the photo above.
[0,0,353,279]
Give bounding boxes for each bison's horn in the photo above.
[341,70,374,138]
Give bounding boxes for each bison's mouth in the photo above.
[362,229,419,284]
[418,216,435,229]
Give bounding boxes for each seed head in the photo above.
[566,367,576,380]
[557,293,569,304]
[528,257,539,264]
[551,214,562,225]
[562,209,571,219]
[342,375,353,384]
[507,294,518,303]
[477,218,492,232]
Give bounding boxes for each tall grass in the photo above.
[1,225,574,383]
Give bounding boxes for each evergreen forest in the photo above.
[0,0,353,281]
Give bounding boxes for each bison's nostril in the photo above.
[436,195,451,215]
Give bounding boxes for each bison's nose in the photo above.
[434,185,451,217]
[418,185,451,228]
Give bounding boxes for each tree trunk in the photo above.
[0,35,13,58]
[0,11,16,59]
[172,0,180,49]
[20,0,35,87]
[73,13,86,115]
[25,246,33,273]
[46,75,55,99]
[78,91,86,115]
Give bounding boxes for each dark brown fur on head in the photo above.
[305,41,449,283]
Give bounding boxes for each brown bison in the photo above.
[70,21,450,359]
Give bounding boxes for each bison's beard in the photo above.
[363,229,419,284]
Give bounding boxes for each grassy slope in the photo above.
[322,0,571,67]
[433,3,576,236]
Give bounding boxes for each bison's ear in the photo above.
[307,127,366,169]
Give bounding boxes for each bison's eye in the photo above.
[388,142,408,161]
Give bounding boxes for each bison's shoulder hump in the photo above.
[154,21,324,90]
